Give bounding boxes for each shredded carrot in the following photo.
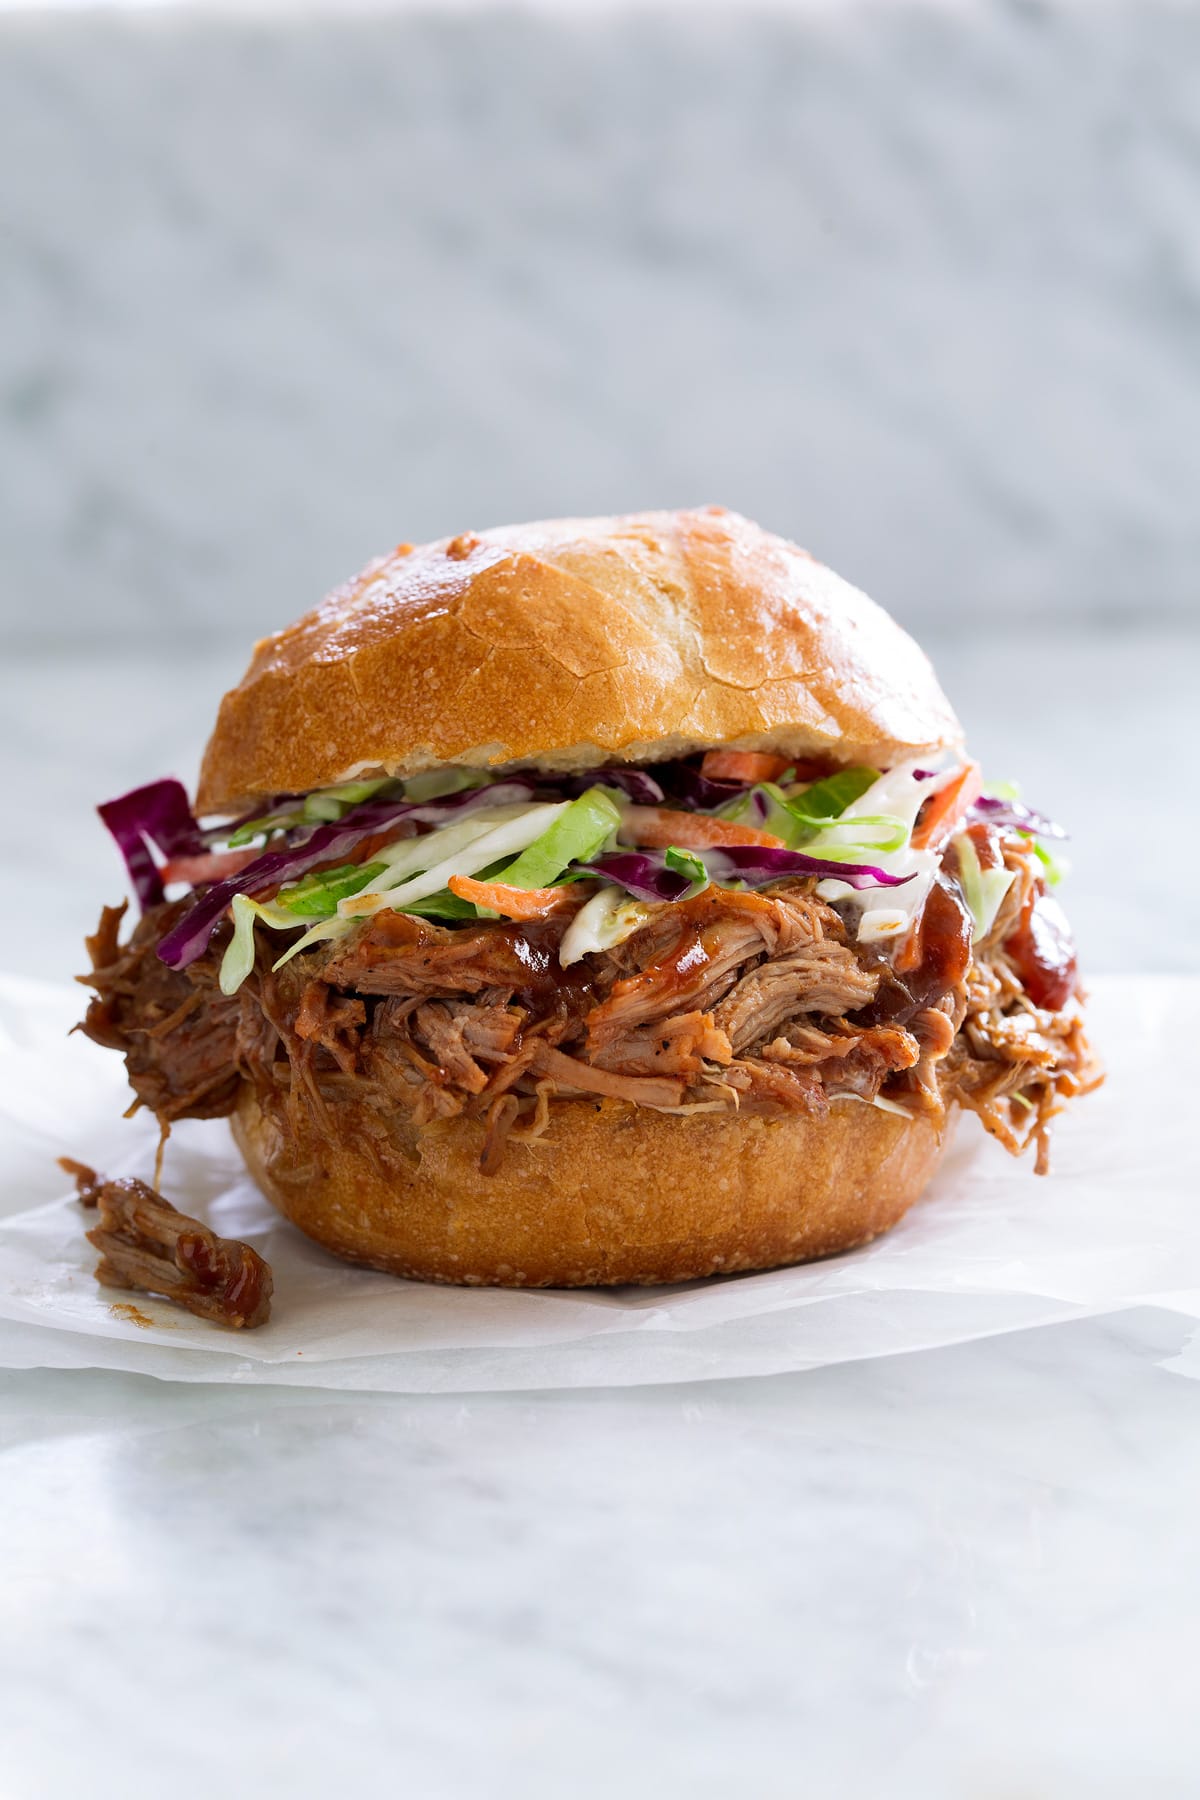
[446,875,577,919]
[910,763,982,853]
[700,749,793,784]
[680,885,780,921]
[620,805,785,851]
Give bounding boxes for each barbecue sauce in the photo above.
[861,880,973,1029]
[1003,889,1077,1012]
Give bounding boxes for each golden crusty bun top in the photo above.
[196,506,963,814]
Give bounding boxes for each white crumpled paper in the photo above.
[1,971,1197,1391]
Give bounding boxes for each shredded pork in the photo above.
[62,1158,273,1328]
[79,824,1099,1175]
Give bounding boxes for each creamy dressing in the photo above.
[559,885,649,967]
[813,756,958,945]
[856,907,912,943]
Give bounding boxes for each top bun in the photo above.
[196,506,963,814]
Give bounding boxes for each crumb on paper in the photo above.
[110,1302,155,1330]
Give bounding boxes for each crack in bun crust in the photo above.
[196,507,963,813]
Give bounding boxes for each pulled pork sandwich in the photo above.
[80,507,1098,1286]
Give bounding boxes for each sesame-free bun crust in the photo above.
[232,1084,953,1287]
[198,507,962,813]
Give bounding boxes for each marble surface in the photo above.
[2,1311,1198,1799]
[4,1,1200,651]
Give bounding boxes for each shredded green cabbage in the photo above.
[271,914,355,972]
[338,803,570,921]
[718,766,883,849]
[219,894,298,995]
[491,788,621,890]
[277,860,388,918]
[954,833,1016,938]
[779,767,880,828]
[400,767,490,803]
[663,845,709,890]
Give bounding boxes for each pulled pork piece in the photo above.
[941,952,1097,1174]
[60,1158,272,1329]
[79,901,241,1122]
[713,940,879,1053]
[322,909,567,998]
[937,832,1100,1171]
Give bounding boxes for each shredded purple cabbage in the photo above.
[560,766,665,805]
[97,780,208,912]
[154,779,539,969]
[582,846,914,904]
[198,791,302,846]
[576,852,695,903]
[701,847,916,890]
[970,796,1067,840]
[653,762,750,811]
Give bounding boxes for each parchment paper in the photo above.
[1,972,1196,1391]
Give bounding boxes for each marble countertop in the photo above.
[3,1313,1198,1798]
[2,627,1196,1797]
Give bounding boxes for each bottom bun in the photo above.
[232,1086,955,1288]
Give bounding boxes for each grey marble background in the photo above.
[3,0,1200,653]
